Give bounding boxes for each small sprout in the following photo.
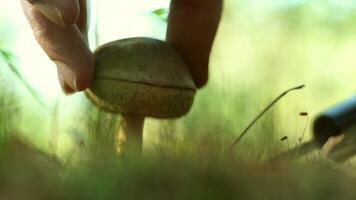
[280,136,288,141]
[295,111,310,156]
[299,112,310,144]
[280,135,290,151]
[299,112,308,116]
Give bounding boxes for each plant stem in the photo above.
[118,115,145,155]
[295,115,309,157]
[229,84,305,151]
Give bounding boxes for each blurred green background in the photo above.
[0,0,355,160]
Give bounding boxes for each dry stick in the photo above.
[326,136,356,162]
[268,134,350,164]
[267,140,318,163]
[229,84,306,151]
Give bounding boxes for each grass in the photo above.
[1,135,356,200]
[0,52,21,138]
[1,0,356,199]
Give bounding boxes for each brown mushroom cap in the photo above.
[85,37,196,118]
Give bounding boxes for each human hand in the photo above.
[21,0,223,94]
[21,0,94,94]
[167,0,223,88]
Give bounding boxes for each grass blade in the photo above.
[229,84,306,151]
[0,49,47,109]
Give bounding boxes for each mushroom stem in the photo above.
[118,115,145,155]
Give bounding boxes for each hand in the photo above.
[21,0,94,94]
[167,0,223,88]
[21,0,223,94]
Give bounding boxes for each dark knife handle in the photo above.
[313,95,356,145]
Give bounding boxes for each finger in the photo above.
[167,0,223,88]
[57,69,75,94]
[26,0,80,27]
[76,0,88,34]
[22,0,94,92]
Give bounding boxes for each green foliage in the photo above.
[275,1,356,36]
[1,1,356,198]
[0,49,46,108]
[0,51,21,137]
[1,136,356,200]
[84,106,121,159]
[152,8,168,22]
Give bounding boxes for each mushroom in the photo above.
[85,37,196,155]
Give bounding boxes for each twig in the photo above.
[267,140,318,164]
[229,84,305,151]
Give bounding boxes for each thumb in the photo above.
[26,0,80,27]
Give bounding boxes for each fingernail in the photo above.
[72,76,78,92]
[33,3,66,27]
[57,70,74,94]
[55,61,79,92]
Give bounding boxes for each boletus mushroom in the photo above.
[85,37,196,155]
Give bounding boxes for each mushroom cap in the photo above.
[85,37,196,118]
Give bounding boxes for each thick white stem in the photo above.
[118,115,145,155]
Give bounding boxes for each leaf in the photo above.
[152,8,168,22]
[153,8,166,16]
